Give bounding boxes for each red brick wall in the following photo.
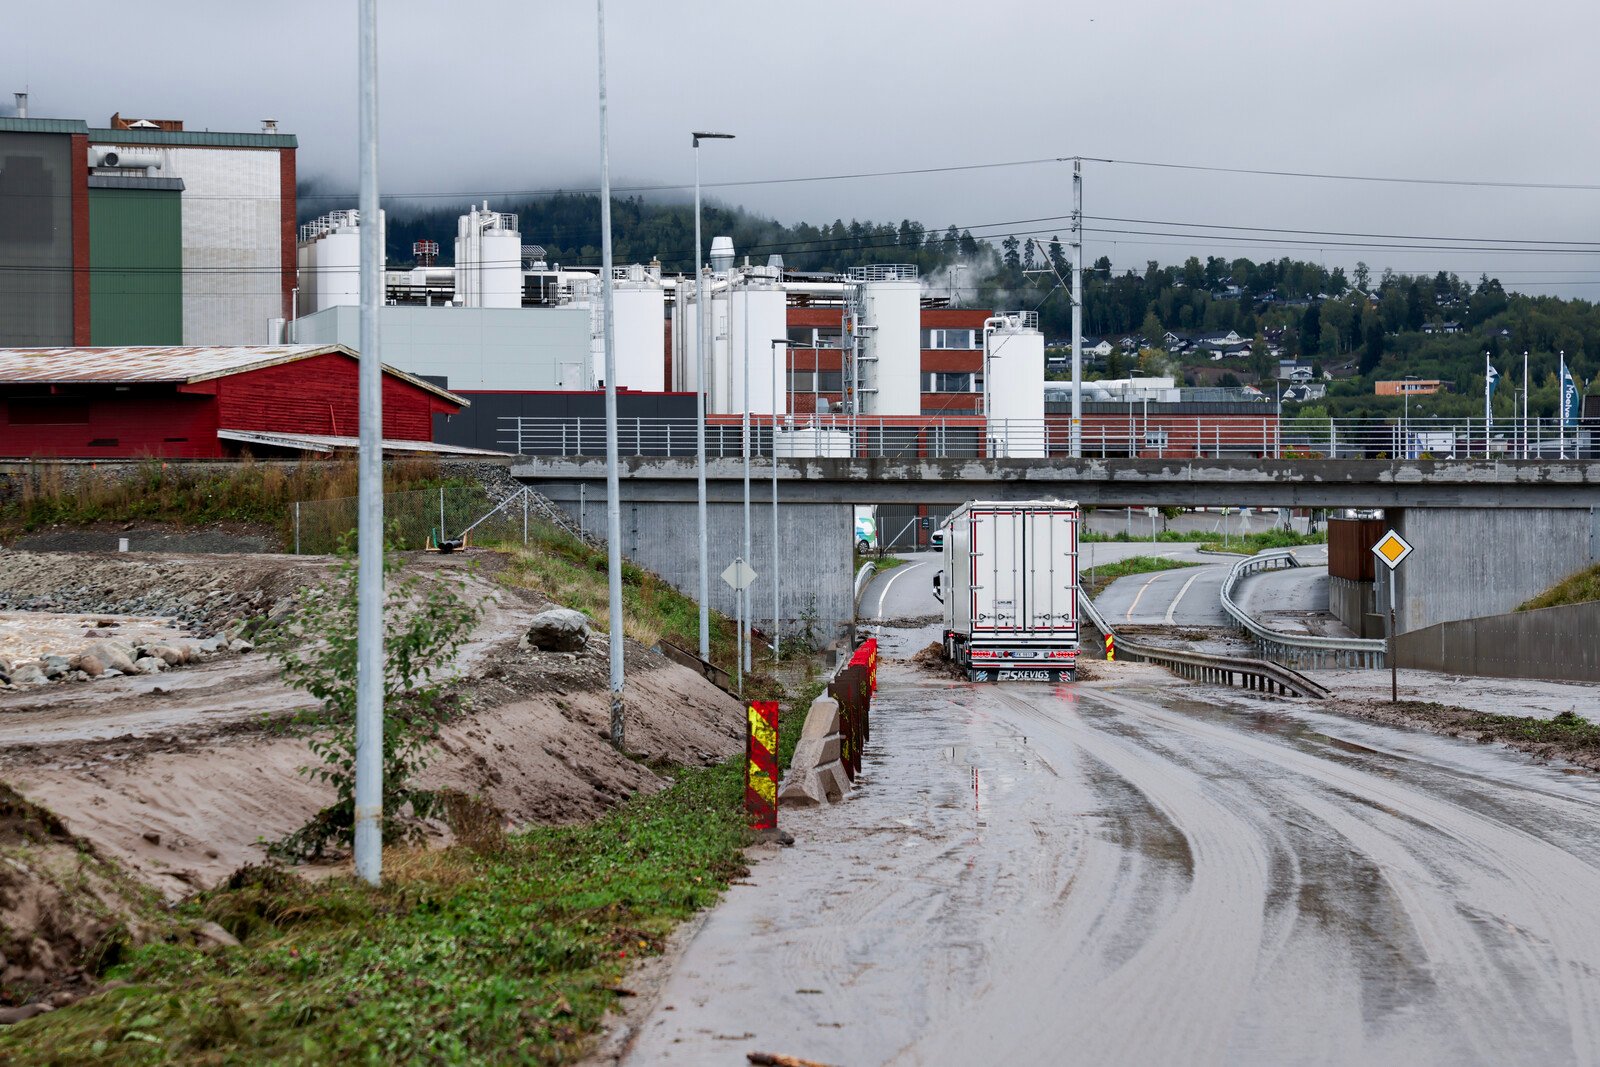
[214,352,457,440]
[279,149,297,322]
[70,134,90,345]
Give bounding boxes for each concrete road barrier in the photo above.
[778,695,851,807]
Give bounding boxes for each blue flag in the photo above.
[1562,362,1582,427]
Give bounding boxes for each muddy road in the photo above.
[618,658,1600,1066]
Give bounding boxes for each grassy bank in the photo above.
[1080,554,1201,597]
[854,552,909,572]
[496,526,786,698]
[1518,562,1600,611]
[0,458,469,544]
[1084,527,1327,551]
[0,758,758,1065]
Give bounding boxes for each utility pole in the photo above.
[1070,158,1084,458]
[596,0,625,750]
[353,0,383,887]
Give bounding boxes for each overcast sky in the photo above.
[6,0,1598,296]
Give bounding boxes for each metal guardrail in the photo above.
[1076,586,1329,699]
[1220,550,1387,668]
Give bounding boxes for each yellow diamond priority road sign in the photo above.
[1372,529,1413,570]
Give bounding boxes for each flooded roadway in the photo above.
[620,659,1600,1066]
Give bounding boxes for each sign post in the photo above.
[721,558,758,695]
[1371,529,1414,703]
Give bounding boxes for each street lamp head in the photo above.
[692,131,735,145]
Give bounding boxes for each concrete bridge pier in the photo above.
[534,486,855,645]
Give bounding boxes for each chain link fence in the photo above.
[289,484,586,554]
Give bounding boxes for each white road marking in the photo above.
[1163,568,1210,625]
[1123,571,1166,622]
[876,560,930,620]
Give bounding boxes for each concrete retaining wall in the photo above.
[547,494,853,637]
[1328,576,1382,638]
[1388,507,1599,633]
[1396,600,1600,683]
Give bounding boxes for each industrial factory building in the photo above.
[0,102,297,348]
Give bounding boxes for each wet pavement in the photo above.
[621,636,1600,1066]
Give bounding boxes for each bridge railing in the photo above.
[1220,549,1387,669]
[499,414,1598,461]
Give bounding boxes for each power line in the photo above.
[1084,214,1600,248]
[1096,157,1600,192]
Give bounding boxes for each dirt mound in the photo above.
[0,783,157,1015]
[909,641,966,680]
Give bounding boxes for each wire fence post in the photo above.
[521,488,528,546]
[439,486,445,543]
[293,501,300,555]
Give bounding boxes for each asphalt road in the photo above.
[862,541,1220,624]
[620,658,1600,1066]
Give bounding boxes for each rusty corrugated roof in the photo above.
[0,345,467,407]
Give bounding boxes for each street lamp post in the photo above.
[740,273,752,675]
[770,338,788,662]
[691,131,733,663]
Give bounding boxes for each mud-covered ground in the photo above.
[0,550,745,1008]
[612,656,1600,1066]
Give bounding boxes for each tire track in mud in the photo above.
[620,669,1600,1067]
[1081,684,1600,1064]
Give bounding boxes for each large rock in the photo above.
[526,609,590,653]
[132,656,165,675]
[40,655,71,679]
[10,662,49,687]
[97,646,137,674]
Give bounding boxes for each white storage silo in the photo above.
[726,268,788,415]
[296,209,372,316]
[984,311,1046,458]
[613,264,666,391]
[455,203,522,309]
[855,265,921,416]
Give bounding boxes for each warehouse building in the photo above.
[0,106,296,348]
[0,345,478,458]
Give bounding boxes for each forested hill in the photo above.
[299,188,1597,419]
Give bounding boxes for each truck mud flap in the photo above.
[966,666,1076,684]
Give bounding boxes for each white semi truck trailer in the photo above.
[933,500,1081,682]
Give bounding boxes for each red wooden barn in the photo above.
[0,344,490,458]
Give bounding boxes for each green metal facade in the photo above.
[89,187,182,344]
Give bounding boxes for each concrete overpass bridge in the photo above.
[515,455,1600,642]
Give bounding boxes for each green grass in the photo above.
[1196,529,1330,555]
[1518,562,1600,612]
[1084,526,1328,548]
[1461,709,1600,749]
[1080,554,1201,597]
[494,526,785,701]
[0,760,760,1065]
[854,552,909,572]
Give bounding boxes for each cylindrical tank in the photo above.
[985,312,1046,458]
[613,271,666,391]
[709,236,735,273]
[857,266,921,416]
[314,228,361,314]
[455,204,521,309]
[726,270,788,415]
